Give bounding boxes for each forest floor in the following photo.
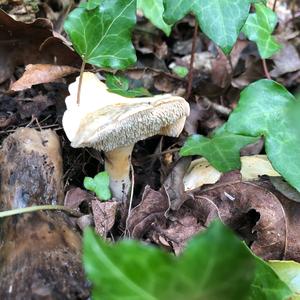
[0,0,300,298]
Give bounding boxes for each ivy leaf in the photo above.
[84,221,292,299]
[84,171,111,201]
[180,133,258,172]
[64,0,136,69]
[171,65,189,78]
[227,79,300,192]
[163,0,251,54]
[106,74,152,97]
[137,0,171,35]
[250,258,293,300]
[242,3,281,58]
[194,0,251,54]
[84,221,258,299]
[269,260,300,299]
[80,0,101,10]
[163,0,195,25]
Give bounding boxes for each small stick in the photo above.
[272,0,278,12]
[186,21,199,100]
[125,164,135,237]
[77,60,86,105]
[262,59,271,80]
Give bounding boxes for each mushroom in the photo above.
[63,72,190,201]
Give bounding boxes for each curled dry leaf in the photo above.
[184,158,222,191]
[127,186,169,239]
[127,185,218,254]
[10,64,78,91]
[163,157,192,211]
[270,177,300,203]
[128,170,300,261]
[64,187,95,209]
[194,172,287,260]
[0,9,80,84]
[91,200,118,238]
[270,42,300,77]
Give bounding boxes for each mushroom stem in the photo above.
[104,144,134,201]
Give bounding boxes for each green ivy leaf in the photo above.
[242,3,281,58]
[137,0,171,35]
[250,258,293,300]
[83,221,292,299]
[163,0,251,54]
[84,171,111,201]
[194,0,251,54]
[106,74,152,97]
[80,0,101,10]
[64,0,136,69]
[180,133,258,172]
[163,0,195,25]
[84,221,257,299]
[269,260,300,299]
[172,65,189,78]
[227,79,300,192]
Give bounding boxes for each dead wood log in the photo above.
[0,128,89,299]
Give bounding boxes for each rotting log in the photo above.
[0,128,89,299]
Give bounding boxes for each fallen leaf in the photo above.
[184,157,222,191]
[240,155,280,181]
[16,94,53,119]
[76,214,94,232]
[194,174,287,260]
[0,9,80,84]
[163,157,192,211]
[127,185,217,254]
[91,200,118,238]
[11,64,78,91]
[127,186,169,239]
[270,42,300,77]
[64,187,94,209]
[183,155,280,191]
[273,189,300,262]
[129,168,300,261]
[270,177,300,203]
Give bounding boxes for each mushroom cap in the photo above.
[63,72,190,152]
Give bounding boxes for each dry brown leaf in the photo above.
[92,200,118,238]
[0,9,80,84]
[127,185,215,254]
[194,172,287,260]
[127,186,170,238]
[270,42,300,77]
[128,170,300,261]
[11,64,78,91]
[64,187,95,209]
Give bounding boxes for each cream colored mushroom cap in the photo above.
[63,72,190,152]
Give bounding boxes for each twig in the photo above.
[0,205,82,218]
[186,21,198,100]
[262,59,271,80]
[77,60,86,105]
[125,164,135,237]
[203,97,232,116]
[272,0,278,11]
